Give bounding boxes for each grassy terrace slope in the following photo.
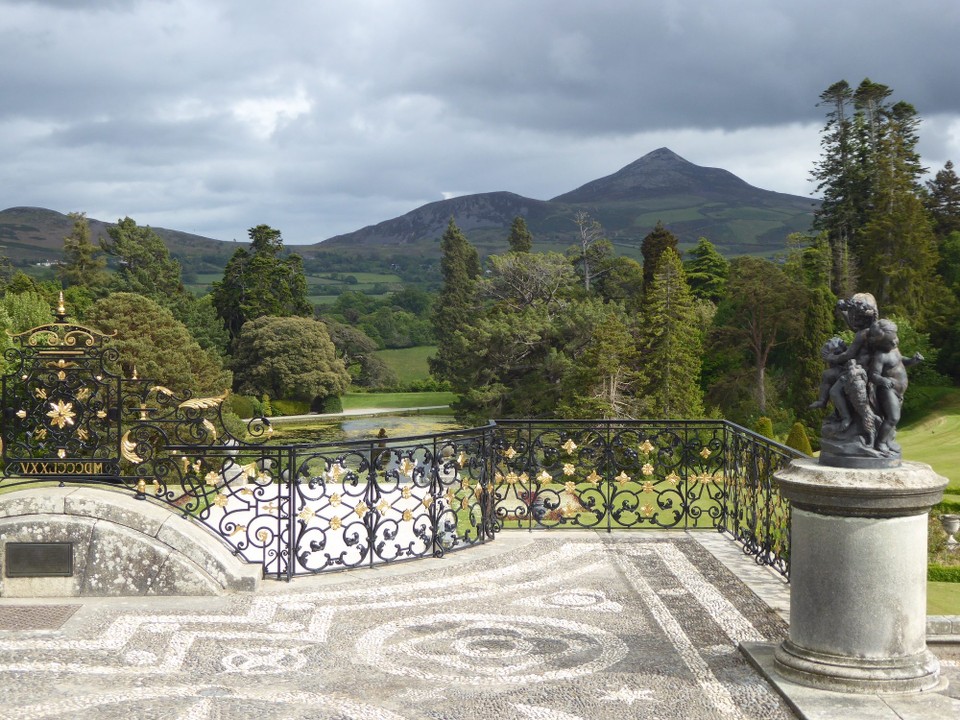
[897,387,960,613]
[899,387,960,497]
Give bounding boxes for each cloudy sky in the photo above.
[3,1,959,245]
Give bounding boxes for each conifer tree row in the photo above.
[811,78,952,330]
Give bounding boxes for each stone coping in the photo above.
[774,458,948,517]
[0,486,261,595]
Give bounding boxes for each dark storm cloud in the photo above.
[1,0,959,242]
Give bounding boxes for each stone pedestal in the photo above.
[772,458,947,693]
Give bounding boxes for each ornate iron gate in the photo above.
[1,296,237,493]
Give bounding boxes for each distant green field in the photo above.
[308,292,392,307]
[192,272,223,283]
[305,272,403,285]
[374,346,436,384]
[341,391,455,410]
[308,295,344,306]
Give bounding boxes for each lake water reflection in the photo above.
[269,414,466,445]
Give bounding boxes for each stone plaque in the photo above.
[5,542,73,577]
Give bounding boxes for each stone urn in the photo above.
[941,513,960,548]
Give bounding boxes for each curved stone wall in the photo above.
[0,487,261,597]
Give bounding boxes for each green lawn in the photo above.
[896,387,960,611]
[373,345,436,384]
[341,391,455,411]
[928,581,960,614]
[898,387,960,492]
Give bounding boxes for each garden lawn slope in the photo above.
[898,387,960,498]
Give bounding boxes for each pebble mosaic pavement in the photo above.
[0,534,797,719]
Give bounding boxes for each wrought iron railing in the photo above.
[1,416,802,580]
[491,420,801,577]
[0,301,804,580]
[181,424,499,580]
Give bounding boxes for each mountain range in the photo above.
[316,148,818,259]
[0,148,818,267]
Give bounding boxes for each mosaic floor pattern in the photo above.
[0,535,794,719]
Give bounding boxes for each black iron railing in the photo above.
[491,420,800,577]
[1,417,802,580]
[0,304,803,580]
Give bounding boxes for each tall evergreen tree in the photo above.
[428,219,480,382]
[811,80,858,296]
[101,217,185,300]
[638,249,703,418]
[684,237,729,303]
[58,212,108,291]
[507,216,533,253]
[790,285,834,432]
[925,160,960,239]
[211,224,312,341]
[782,233,833,290]
[856,116,941,325]
[812,79,947,330]
[640,221,679,294]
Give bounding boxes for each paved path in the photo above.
[0,532,793,719]
[0,531,955,719]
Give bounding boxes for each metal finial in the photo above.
[55,291,67,322]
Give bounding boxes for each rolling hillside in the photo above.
[0,206,237,270]
[2,148,818,269]
[315,148,818,259]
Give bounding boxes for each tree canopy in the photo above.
[59,212,109,291]
[84,293,231,396]
[231,315,350,404]
[709,257,803,416]
[685,238,729,304]
[638,248,704,418]
[101,217,185,300]
[641,221,680,293]
[211,224,312,341]
[507,215,533,253]
[429,219,480,382]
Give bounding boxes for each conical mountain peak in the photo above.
[551,147,754,203]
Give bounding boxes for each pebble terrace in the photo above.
[0,531,955,719]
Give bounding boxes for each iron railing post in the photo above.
[286,447,295,582]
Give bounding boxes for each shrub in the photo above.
[755,416,774,439]
[228,394,259,418]
[935,500,960,514]
[271,398,311,416]
[928,565,960,583]
[312,395,343,414]
[785,422,813,456]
